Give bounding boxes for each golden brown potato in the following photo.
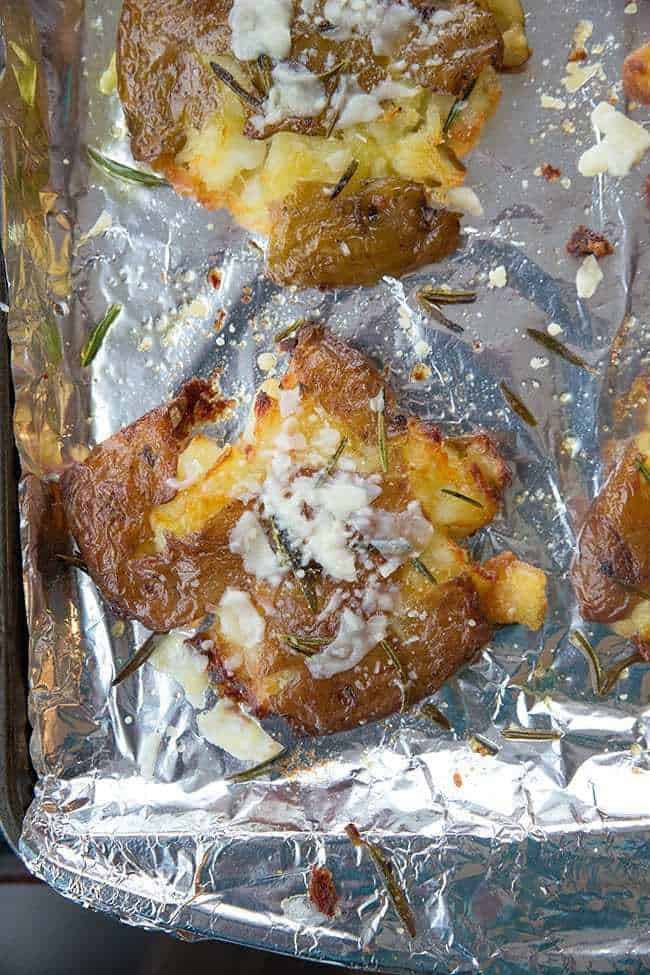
[266,178,461,288]
[62,326,547,735]
[623,42,650,105]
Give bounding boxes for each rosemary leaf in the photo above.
[599,651,644,696]
[329,159,359,200]
[210,61,263,110]
[247,238,264,255]
[380,639,408,712]
[501,727,562,741]
[226,748,288,783]
[570,630,604,694]
[417,286,477,306]
[345,824,416,937]
[316,436,348,486]
[635,455,650,485]
[253,54,273,96]
[55,553,89,574]
[317,59,349,82]
[268,516,318,613]
[500,383,538,428]
[419,703,451,731]
[285,634,330,655]
[87,147,168,187]
[112,634,158,687]
[526,328,597,375]
[377,402,388,474]
[80,304,122,366]
[411,557,438,585]
[274,318,307,344]
[440,487,483,509]
[416,291,464,334]
[443,78,477,135]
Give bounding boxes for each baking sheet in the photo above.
[2,1,650,971]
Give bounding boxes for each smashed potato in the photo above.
[62,326,547,735]
[116,0,529,286]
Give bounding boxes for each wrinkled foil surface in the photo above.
[2,1,650,971]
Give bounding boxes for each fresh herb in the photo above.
[329,160,359,200]
[635,455,650,485]
[345,824,416,937]
[417,286,477,306]
[285,634,330,655]
[251,54,273,96]
[468,734,499,756]
[416,290,464,334]
[443,78,477,135]
[570,630,604,694]
[226,748,288,783]
[210,61,263,110]
[317,59,350,83]
[599,651,644,696]
[87,147,168,187]
[325,105,342,139]
[269,516,318,613]
[55,553,89,574]
[377,400,388,474]
[274,318,307,344]
[380,639,408,712]
[440,487,483,509]
[501,727,562,741]
[80,304,122,366]
[526,328,597,375]
[419,703,451,731]
[500,383,538,428]
[316,436,348,486]
[112,634,158,687]
[411,557,438,585]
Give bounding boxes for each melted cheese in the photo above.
[306,608,387,678]
[218,588,265,648]
[197,698,283,762]
[229,510,285,584]
[150,631,210,707]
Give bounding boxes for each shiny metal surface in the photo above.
[1,1,650,971]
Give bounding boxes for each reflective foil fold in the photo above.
[2,1,650,971]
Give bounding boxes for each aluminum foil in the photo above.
[2,1,650,971]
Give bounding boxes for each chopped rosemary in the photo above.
[55,553,89,574]
[329,159,359,200]
[80,303,122,366]
[226,748,288,783]
[570,630,604,694]
[599,651,644,696]
[440,487,483,509]
[443,78,477,135]
[112,634,158,687]
[635,454,650,485]
[345,824,416,937]
[416,290,464,334]
[210,61,263,110]
[317,59,349,82]
[419,703,451,731]
[501,727,562,741]
[274,318,307,344]
[526,328,597,375]
[380,639,408,712]
[316,436,348,486]
[247,238,264,255]
[268,516,318,613]
[411,557,438,585]
[285,634,330,655]
[377,401,388,474]
[417,286,477,306]
[500,383,538,428]
[468,734,499,756]
[87,147,168,187]
[252,54,273,96]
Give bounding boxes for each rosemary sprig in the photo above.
[417,286,477,306]
[501,727,562,741]
[112,634,158,687]
[226,748,288,783]
[500,383,538,428]
[380,639,408,712]
[285,634,330,655]
[440,487,483,509]
[269,516,318,613]
[377,400,388,474]
[411,557,438,585]
[570,630,604,694]
[210,61,263,110]
[274,318,307,344]
[80,304,122,366]
[87,147,168,187]
[345,824,416,937]
[599,651,644,696]
[329,159,359,200]
[55,553,89,574]
[419,703,451,731]
[443,78,477,135]
[526,328,597,375]
[635,455,650,485]
[416,290,464,334]
[316,436,348,486]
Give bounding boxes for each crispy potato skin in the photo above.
[623,42,650,106]
[267,179,461,288]
[62,327,547,734]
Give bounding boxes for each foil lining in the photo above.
[2,1,650,971]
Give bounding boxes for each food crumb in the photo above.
[624,2,638,13]
[410,363,431,382]
[214,310,226,332]
[566,225,614,259]
[257,352,277,372]
[453,771,463,788]
[568,47,588,63]
[208,267,222,289]
[308,866,339,919]
[540,94,566,110]
[576,255,604,299]
[540,163,561,181]
[645,175,650,208]
[547,322,563,336]
[488,265,507,289]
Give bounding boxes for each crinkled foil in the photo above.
[2,1,650,971]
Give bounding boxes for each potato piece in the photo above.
[266,178,461,288]
[473,552,548,630]
[623,42,650,106]
[478,0,531,68]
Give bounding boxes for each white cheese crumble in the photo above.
[150,631,210,708]
[333,77,418,129]
[321,0,415,55]
[279,386,301,418]
[578,102,650,178]
[218,588,265,648]
[197,698,282,762]
[228,0,293,61]
[252,62,327,131]
[306,608,387,678]
[446,186,484,217]
[229,511,285,585]
[488,265,507,289]
[576,254,604,299]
